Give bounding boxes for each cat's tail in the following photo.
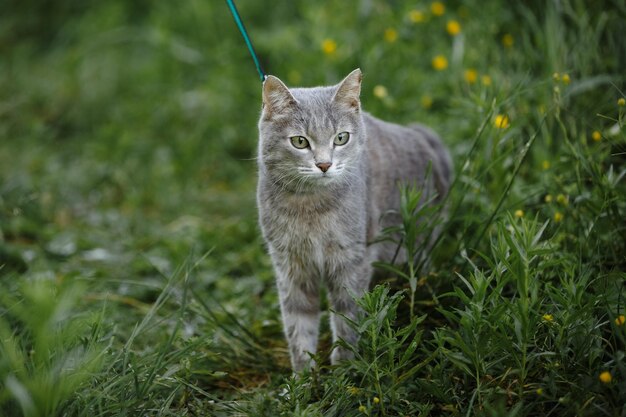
[409,123,453,199]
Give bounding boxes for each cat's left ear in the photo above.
[333,68,362,111]
[262,75,298,119]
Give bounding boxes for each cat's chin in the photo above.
[294,173,343,190]
[312,173,340,183]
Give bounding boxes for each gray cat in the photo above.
[257,69,452,371]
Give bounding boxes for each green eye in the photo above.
[334,132,350,146]
[290,136,310,149]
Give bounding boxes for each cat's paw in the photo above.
[330,346,354,365]
[292,356,316,373]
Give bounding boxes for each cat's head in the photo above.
[258,69,365,192]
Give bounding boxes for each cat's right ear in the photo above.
[333,68,362,112]
[262,75,297,119]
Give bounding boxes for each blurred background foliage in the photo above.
[1,0,625,416]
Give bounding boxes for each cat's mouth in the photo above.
[296,165,346,184]
[317,170,339,179]
[305,172,332,181]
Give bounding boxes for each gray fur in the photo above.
[257,69,452,371]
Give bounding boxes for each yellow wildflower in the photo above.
[494,114,510,129]
[536,388,543,395]
[464,69,478,84]
[431,1,445,16]
[514,210,524,218]
[552,72,561,82]
[421,95,433,109]
[545,194,553,203]
[542,160,550,170]
[615,315,625,326]
[384,28,398,43]
[481,75,492,86]
[592,130,602,141]
[502,33,514,48]
[618,98,625,107]
[446,20,461,36]
[599,371,612,383]
[373,85,388,99]
[556,194,568,206]
[373,396,380,404]
[432,55,448,70]
[347,386,360,395]
[542,314,554,322]
[358,404,367,413]
[409,9,425,23]
[561,73,571,84]
[554,212,563,222]
[321,39,337,55]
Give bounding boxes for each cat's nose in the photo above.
[316,162,332,173]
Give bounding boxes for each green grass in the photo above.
[1,0,625,416]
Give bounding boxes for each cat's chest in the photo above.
[260,192,365,264]
[266,200,350,245]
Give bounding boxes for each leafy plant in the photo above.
[0,280,105,417]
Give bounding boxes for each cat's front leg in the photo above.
[326,261,372,365]
[275,266,320,372]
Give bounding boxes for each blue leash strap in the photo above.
[225,0,266,82]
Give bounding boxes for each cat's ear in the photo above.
[333,68,362,111]
[262,75,297,119]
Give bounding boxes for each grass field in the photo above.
[1,0,625,416]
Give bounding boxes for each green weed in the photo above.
[1,0,625,415]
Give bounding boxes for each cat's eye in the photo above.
[334,132,350,146]
[290,136,310,149]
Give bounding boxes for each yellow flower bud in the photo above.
[599,371,612,383]
[494,114,510,129]
[592,131,602,142]
[321,39,337,55]
[464,69,478,84]
[502,33,514,48]
[373,85,388,99]
[421,95,433,109]
[409,10,424,23]
[432,55,448,71]
[446,20,461,36]
[431,1,445,16]
[384,28,398,43]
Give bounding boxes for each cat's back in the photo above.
[364,113,451,201]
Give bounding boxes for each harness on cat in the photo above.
[225,0,267,82]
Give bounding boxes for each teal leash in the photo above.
[225,0,266,82]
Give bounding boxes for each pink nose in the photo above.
[316,162,332,173]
